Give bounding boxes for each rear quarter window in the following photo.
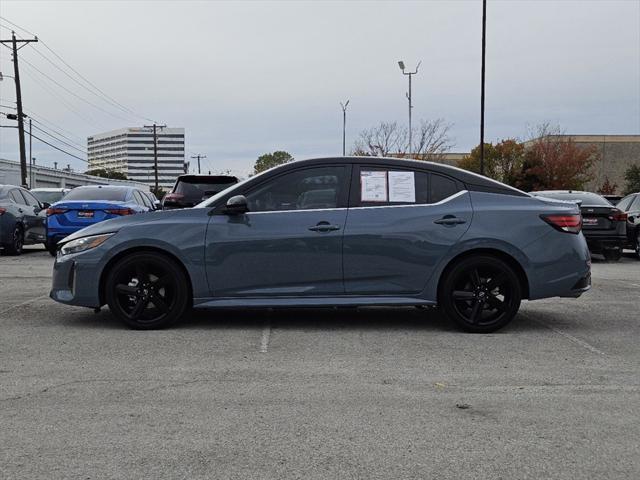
[430,174,460,203]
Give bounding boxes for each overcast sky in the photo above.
[0,0,639,177]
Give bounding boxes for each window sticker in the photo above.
[388,171,416,203]
[360,171,388,202]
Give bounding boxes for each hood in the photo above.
[59,208,195,244]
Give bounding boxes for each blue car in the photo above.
[46,185,154,254]
[50,157,591,332]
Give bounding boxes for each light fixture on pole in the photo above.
[339,100,350,156]
[398,60,421,157]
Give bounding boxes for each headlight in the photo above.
[59,233,114,256]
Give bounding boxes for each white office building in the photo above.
[87,127,185,189]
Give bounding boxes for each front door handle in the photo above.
[309,221,341,233]
[434,215,466,226]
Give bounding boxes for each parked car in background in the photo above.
[531,190,627,261]
[142,190,162,211]
[615,192,640,258]
[50,157,590,333]
[0,185,47,255]
[162,174,239,209]
[46,185,154,255]
[31,188,70,206]
[603,194,623,205]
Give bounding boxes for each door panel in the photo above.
[205,209,347,296]
[343,192,473,294]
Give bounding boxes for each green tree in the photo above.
[85,168,128,180]
[254,151,294,174]
[150,186,166,200]
[623,164,640,195]
[457,139,524,185]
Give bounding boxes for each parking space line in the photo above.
[259,320,271,353]
[521,313,606,356]
[0,295,49,316]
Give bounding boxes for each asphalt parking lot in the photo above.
[1,246,639,479]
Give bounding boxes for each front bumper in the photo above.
[49,250,103,308]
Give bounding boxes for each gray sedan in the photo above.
[50,157,591,333]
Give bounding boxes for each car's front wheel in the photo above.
[104,252,190,329]
[439,255,522,333]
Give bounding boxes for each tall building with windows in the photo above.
[87,127,185,189]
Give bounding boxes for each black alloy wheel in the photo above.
[439,255,522,333]
[3,224,24,256]
[105,252,190,329]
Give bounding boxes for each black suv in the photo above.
[615,192,640,258]
[163,175,239,210]
[531,190,627,261]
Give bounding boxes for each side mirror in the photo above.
[41,202,51,209]
[153,200,162,210]
[224,195,249,215]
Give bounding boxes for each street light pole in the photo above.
[398,60,421,157]
[340,100,349,156]
[480,0,487,175]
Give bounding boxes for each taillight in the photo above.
[46,207,68,216]
[164,193,184,201]
[541,213,582,234]
[0,207,6,215]
[610,210,627,222]
[105,208,134,216]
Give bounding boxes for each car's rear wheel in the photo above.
[2,224,24,256]
[105,252,190,329]
[439,255,522,333]
[603,247,622,262]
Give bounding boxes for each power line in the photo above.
[30,132,87,162]
[27,114,86,147]
[0,15,156,123]
[20,66,108,130]
[31,122,87,155]
[26,110,86,143]
[19,56,134,122]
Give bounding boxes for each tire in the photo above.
[45,240,58,256]
[2,224,24,256]
[439,255,522,333]
[104,252,190,329]
[634,232,640,260]
[603,248,622,262]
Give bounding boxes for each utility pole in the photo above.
[143,123,166,193]
[398,61,421,157]
[191,154,206,174]
[340,100,349,156]
[0,31,38,187]
[480,0,487,175]
[29,119,33,188]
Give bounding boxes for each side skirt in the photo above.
[193,296,437,309]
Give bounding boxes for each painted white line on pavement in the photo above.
[0,294,50,316]
[522,313,606,356]
[260,320,271,353]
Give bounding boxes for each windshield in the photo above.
[64,187,128,202]
[32,190,66,204]
[533,192,611,206]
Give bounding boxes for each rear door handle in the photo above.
[434,215,466,226]
[309,221,341,233]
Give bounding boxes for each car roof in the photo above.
[177,174,238,181]
[72,185,134,191]
[31,188,69,192]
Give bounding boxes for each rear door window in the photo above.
[430,174,460,203]
[9,190,26,204]
[21,190,41,207]
[616,196,634,211]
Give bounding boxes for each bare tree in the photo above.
[410,118,453,160]
[352,121,405,157]
[352,119,453,160]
